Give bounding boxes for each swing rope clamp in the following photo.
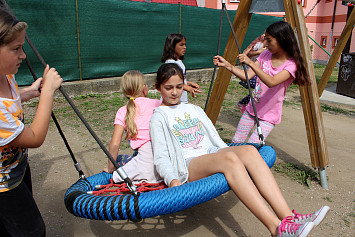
[257,127,265,145]
[116,167,138,196]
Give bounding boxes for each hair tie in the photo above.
[129,97,134,101]
[12,19,19,26]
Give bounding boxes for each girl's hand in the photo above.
[41,65,63,93]
[237,54,253,66]
[103,166,115,173]
[186,85,202,98]
[243,46,252,55]
[170,179,182,187]
[29,77,42,97]
[213,55,231,70]
[104,160,116,173]
[19,77,43,102]
[190,88,202,98]
[188,81,199,90]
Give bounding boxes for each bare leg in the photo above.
[188,148,282,236]
[225,145,293,220]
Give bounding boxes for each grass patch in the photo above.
[320,104,355,116]
[273,162,319,187]
[24,101,39,107]
[343,218,350,227]
[323,196,333,203]
[313,63,339,83]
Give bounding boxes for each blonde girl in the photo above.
[104,71,162,184]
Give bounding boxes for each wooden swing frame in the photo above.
[205,0,355,189]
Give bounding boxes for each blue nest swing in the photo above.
[5,0,279,222]
[64,143,276,221]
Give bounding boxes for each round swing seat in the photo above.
[64,143,276,221]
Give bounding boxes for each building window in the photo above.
[321,36,327,47]
[332,37,339,48]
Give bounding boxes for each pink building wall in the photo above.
[306,1,354,63]
[205,0,355,63]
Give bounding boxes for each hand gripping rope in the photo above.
[205,0,265,145]
[24,35,138,196]
[0,0,138,196]
[24,52,86,181]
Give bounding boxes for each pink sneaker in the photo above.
[292,206,330,226]
[277,216,314,237]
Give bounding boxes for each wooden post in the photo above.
[205,0,252,124]
[318,9,355,96]
[284,0,329,188]
[205,0,330,188]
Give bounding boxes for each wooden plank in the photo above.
[284,0,318,165]
[291,0,323,167]
[283,0,295,26]
[287,0,329,167]
[205,0,252,124]
[318,9,355,96]
[299,87,320,166]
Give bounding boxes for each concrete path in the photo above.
[320,85,355,107]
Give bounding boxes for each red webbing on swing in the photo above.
[92,179,168,196]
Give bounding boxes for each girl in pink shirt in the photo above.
[103,71,162,183]
[214,21,309,143]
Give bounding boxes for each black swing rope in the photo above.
[204,3,223,111]
[24,35,138,196]
[24,51,86,181]
[0,0,138,196]
[205,0,264,145]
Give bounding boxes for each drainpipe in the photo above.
[328,0,337,62]
[343,5,354,53]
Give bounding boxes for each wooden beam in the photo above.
[205,0,252,124]
[318,9,355,96]
[285,0,329,168]
[284,0,320,166]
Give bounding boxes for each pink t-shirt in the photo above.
[246,50,296,124]
[114,97,161,149]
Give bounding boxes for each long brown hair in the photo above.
[161,33,186,62]
[121,70,145,140]
[266,21,309,86]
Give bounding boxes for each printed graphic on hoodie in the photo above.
[172,112,204,148]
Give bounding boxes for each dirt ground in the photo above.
[25,88,354,237]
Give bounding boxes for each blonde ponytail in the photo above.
[120,71,145,140]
